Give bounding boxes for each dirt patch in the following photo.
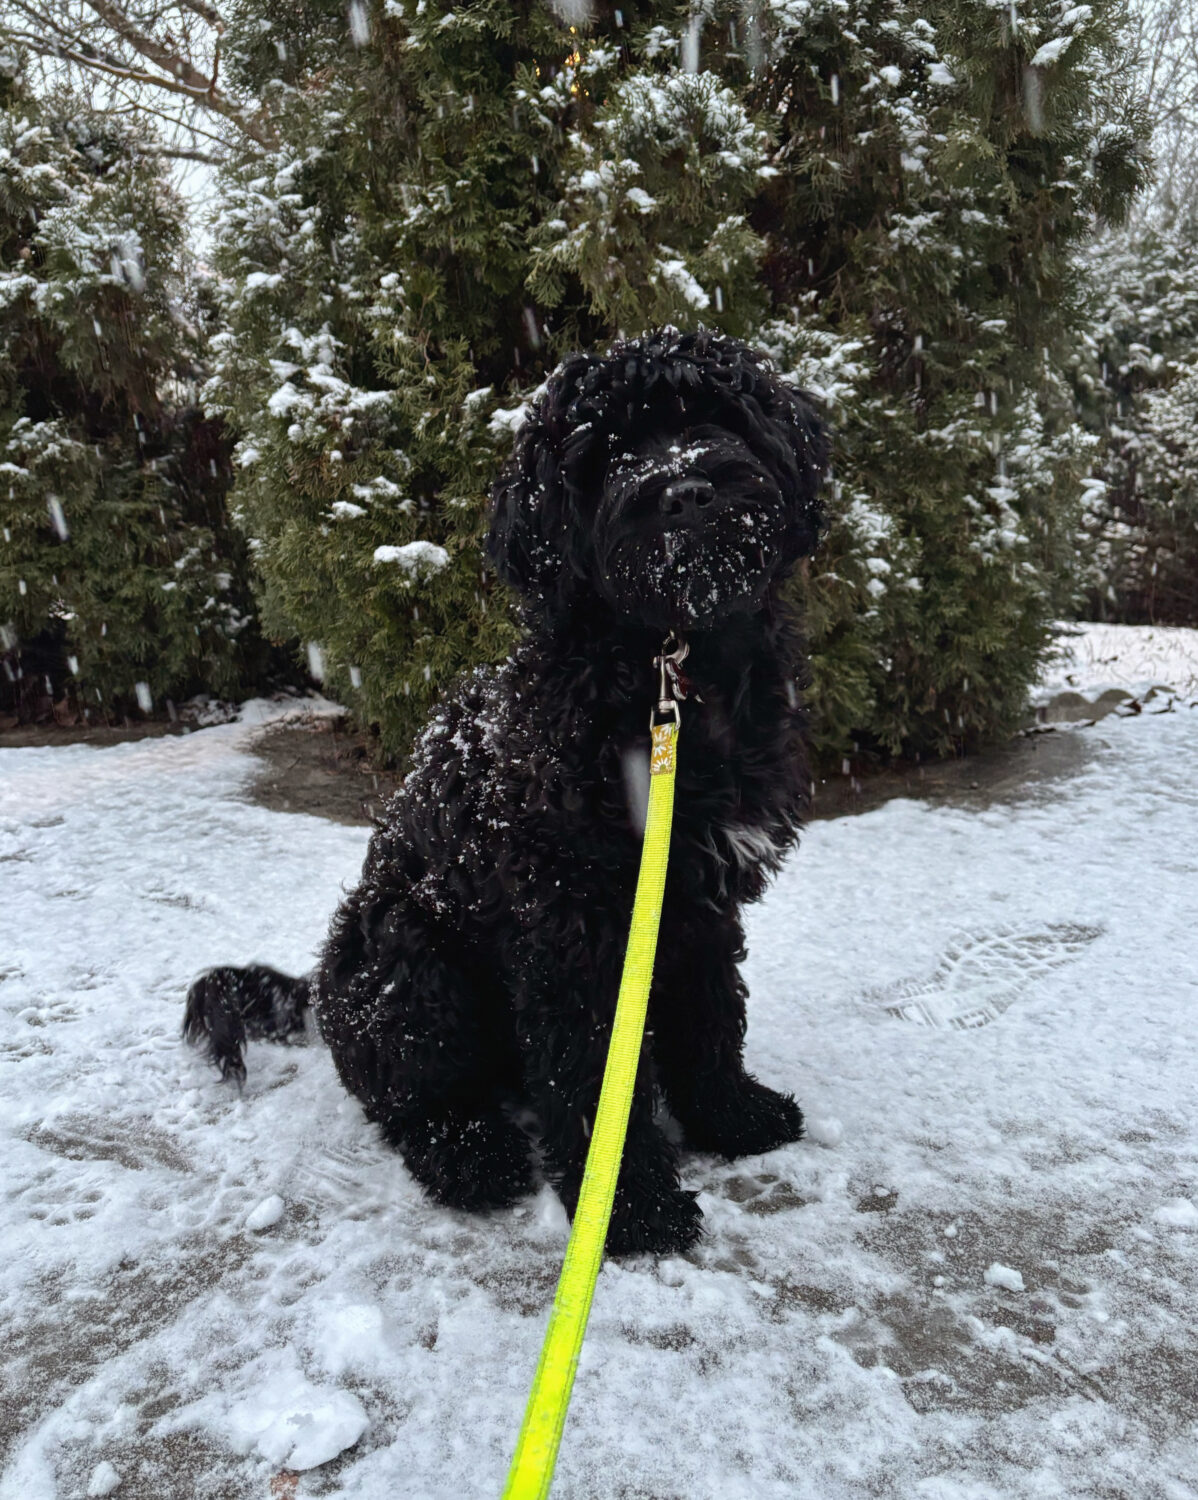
[0,694,246,749]
[0,717,187,748]
[240,708,1102,829]
[245,717,399,826]
[809,721,1098,822]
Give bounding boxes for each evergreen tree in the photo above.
[740,0,1148,756]
[1074,215,1198,625]
[207,0,1148,765]
[0,44,273,722]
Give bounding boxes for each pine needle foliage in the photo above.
[0,47,273,721]
[1073,215,1198,625]
[207,0,1149,764]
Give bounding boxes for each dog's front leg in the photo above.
[652,913,805,1160]
[516,949,702,1256]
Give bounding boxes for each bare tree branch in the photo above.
[177,0,223,33]
[138,142,221,162]
[1,0,277,149]
[106,87,233,150]
[82,0,215,98]
[1125,0,1198,220]
[15,28,275,144]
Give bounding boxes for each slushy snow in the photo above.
[2,630,1197,1498]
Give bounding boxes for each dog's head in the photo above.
[487,329,829,633]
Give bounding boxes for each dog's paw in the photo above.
[394,1106,535,1212]
[679,1075,804,1160]
[605,1186,703,1257]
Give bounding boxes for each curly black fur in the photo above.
[184,328,828,1255]
[183,964,311,1083]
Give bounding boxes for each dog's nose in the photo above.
[660,475,716,520]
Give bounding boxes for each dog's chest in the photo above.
[615,713,791,900]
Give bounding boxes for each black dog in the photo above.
[185,328,828,1255]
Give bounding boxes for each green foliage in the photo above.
[0,49,274,720]
[206,0,1149,765]
[741,0,1148,757]
[1073,216,1198,625]
[528,63,770,336]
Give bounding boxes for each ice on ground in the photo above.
[1154,1197,1198,1230]
[2,663,1198,1498]
[802,1113,844,1148]
[220,1355,369,1470]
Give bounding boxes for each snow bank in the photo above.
[1036,620,1198,703]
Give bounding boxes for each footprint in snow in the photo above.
[872,924,1103,1030]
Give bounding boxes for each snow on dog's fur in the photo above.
[184,328,828,1254]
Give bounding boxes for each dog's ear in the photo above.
[691,333,831,562]
[486,354,600,603]
[486,414,559,602]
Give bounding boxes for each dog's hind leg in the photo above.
[316,890,535,1212]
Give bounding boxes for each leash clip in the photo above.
[651,634,688,729]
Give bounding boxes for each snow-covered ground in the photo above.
[1036,620,1198,704]
[2,630,1197,1500]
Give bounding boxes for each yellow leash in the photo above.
[502,663,684,1500]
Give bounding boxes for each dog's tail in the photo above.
[182,964,312,1084]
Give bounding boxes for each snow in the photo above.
[1030,36,1073,66]
[488,401,532,438]
[1154,1198,1198,1231]
[222,1355,368,1470]
[85,1461,120,1496]
[3,645,1198,1497]
[983,1262,1026,1293]
[245,1194,286,1232]
[653,255,711,310]
[372,541,450,573]
[1036,621,1198,703]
